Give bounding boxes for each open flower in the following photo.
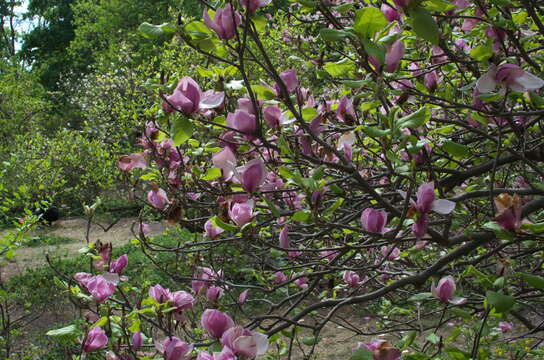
[147,186,170,210]
[156,337,193,360]
[86,275,116,302]
[229,201,257,227]
[238,158,267,193]
[476,64,544,93]
[221,326,269,358]
[117,153,147,171]
[343,271,361,288]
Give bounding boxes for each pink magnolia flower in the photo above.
[221,326,269,358]
[86,275,116,302]
[228,109,257,135]
[238,290,249,305]
[83,326,108,352]
[370,40,404,73]
[192,267,222,294]
[201,309,235,338]
[276,69,298,94]
[279,226,290,249]
[163,77,223,114]
[336,96,356,124]
[238,158,267,193]
[494,194,523,231]
[476,64,544,94]
[359,339,401,360]
[109,254,128,274]
[228,201,257,227]
[204,219,225,239]
[240,0,271,13]
[415,182,456,215]
[343,271,361,288]
[132,331,142,351]
[381,4,401,22]
[497,321,514,333]
[149,284,173,304]
[156,337,193,360]
[294,274,308,289]
[263,105,282,129]
[93,243,112,271]
[381,246,401,261]
[117,153,147,171]
[138,222,151,235]
[361,208,390,234]
[172,291,195,311]
[392,0,411,9]
[206,286,224,302]
[74,272,93,287]
[213,147,237,181]
[412,213,429,240]
[431,275,466,305]
[424,70,439,92]
[273,271,287,284]
[147,186,170,210]
[203,4,241,40]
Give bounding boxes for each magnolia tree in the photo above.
[57,0,544,359]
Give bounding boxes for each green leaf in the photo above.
[323,198,344,216]
[320,28,353,42]
[251,85,276,100]
[400,330,417,349]
[350,348,374,360]
[396,107,430,129]
[302,107,318,122]
[470,44,493,61]
[202,168,222,181]
[521,222,544,233]
[46,325,78,337]
[426,333,440,344]
[519,273,544,290]
[442,140,471,157]
[358,126,390,138]
[342,79,372,88]
[185,20,213,40]
[292,210,312,223]
[424,0,457,12]
[409,8,439,45]
[408,292,433,302]
[486,291,515,313]
[353,7,388,38]
[323,58,356,77]
[210,215,238,231]
[362,38,386,65]
[302,336,319,345]
[252,14,268,32]
[138,22,176,40]
[171,117,194,146]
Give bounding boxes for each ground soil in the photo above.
[1,217,167,279]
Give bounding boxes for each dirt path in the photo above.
[1,217,166,279]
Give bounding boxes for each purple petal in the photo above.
[431,199,456,214]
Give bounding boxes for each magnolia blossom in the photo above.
[276,69,298,94]
[109,254,128,274]
[369,40,404,73]
[203,4,241,40]
[156,337,193,360]
[238,158,267,193]
[431,275,466,305]
[361,208,390,234]
[172,291,195,311]
[86,275,116,302]
[497,321,514,333]
[201,309,235,338]
[343,271,361,288]
[228,201,257,227]
[476,64,544,93]
[206,286,224,302]
[358,339,401,360]
[132,331,143,351]
[83,326,108,352]
[240,0,271,13]
[238,290,249,305]
[221,326,269,358]
[149,284,173,304]
[147,187,170,210]
[279,226,290,249]
[204,219,225,239]
[381,3,400,22]
[227,109,257,135]
[163,77,224,115]
[263,105,282,129]
[494,194,523,231]
[273,271,287,284]
[336,96,356,124]
[117,153,147,171]
[424,70,439,92]
[213,147,237,181]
